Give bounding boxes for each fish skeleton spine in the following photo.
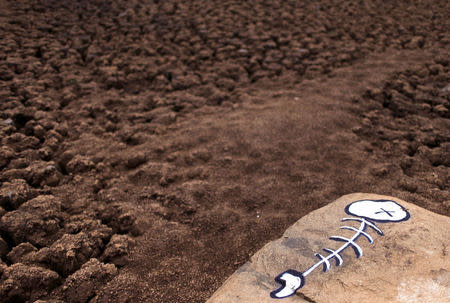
[270,217,384,299]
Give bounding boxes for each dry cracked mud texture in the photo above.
[0,0,448,302]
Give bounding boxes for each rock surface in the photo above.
[207,193,450,303]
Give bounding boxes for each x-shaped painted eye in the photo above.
[374,208,395,217]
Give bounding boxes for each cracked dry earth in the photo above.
[0,0,449,302]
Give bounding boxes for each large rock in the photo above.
[207,193,450,303]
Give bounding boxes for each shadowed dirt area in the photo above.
[0,0,448,302]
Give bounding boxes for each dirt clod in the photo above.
[62,258,117,303]
[0,195,65,247]
[7,242,38,264]
[101,234,135,267]
[0,179,35,209]
[0,263,61,302]
[33,230,111,277]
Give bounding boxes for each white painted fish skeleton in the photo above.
[270,199,410,299]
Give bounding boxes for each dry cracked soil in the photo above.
[0,0,449,302]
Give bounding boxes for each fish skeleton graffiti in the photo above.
[270,199,411,299]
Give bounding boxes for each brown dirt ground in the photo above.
[0,0,449,302]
